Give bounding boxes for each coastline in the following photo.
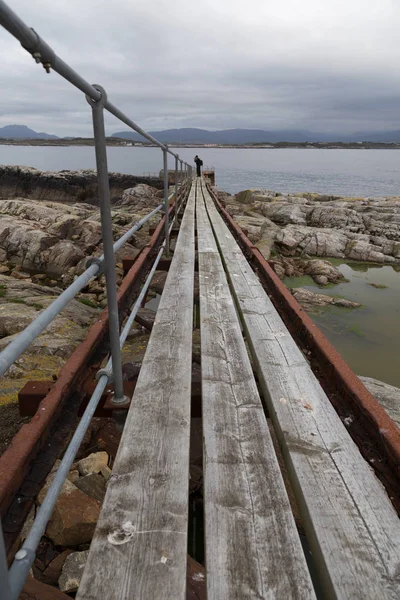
[2,138,400,150]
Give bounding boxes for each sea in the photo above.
[2,145,400,197]
[1,145,400,387]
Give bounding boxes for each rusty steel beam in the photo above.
[207,184,400,514]
[18,380,136,418]
[0,198,184,551]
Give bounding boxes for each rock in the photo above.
[314,275,328,285]
[75,473,107,503]
[59,550,90,593]
[4,363,25,379]
[100,464,112,481]
[271,261,286,279]
[0,264,9,273]
[304,259,344,284]
[291,288,361,311]
[119,183,163,209]
[359,376,400,427]
[269,256,344,286]
[11,270,31,280]
[19,574,71,599]
[78,451,109,476]
[67,469,80,484]
[149,270,168,294]
[38,475,101,546]
[135,307,156,331]
[41,550,73,586]
[44,240,86,277]
[234,215,269,243]
[31,273,47,282]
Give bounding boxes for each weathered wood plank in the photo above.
[196,182,315,600]
[77,184,196,600]
[201,182,400,600]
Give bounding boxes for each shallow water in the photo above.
[284,261,400,387]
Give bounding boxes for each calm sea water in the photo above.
[2,145,400,197]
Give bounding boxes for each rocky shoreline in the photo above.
[219,188,400,264]
[0,165,163,204]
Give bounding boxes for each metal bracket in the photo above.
[86,256,105,276]
[85,84,108,107]
[95,368,113,383]
[22,28,55,73]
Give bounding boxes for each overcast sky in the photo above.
[1,0,400,136]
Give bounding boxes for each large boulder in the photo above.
[119,183,162,209]
[234,215,276,243]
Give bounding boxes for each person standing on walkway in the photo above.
[194,155,203,177]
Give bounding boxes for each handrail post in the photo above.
[0,525,11,600]
[174,155,179,226]
[86,85,127,405]
[163,148,170,257]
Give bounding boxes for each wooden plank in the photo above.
[196,181,315,600]
[77,184,196,600]
[201,182,400,599]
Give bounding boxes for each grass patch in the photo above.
[78,297,98,309]
[367,282,388,289]
[32,303,44,310]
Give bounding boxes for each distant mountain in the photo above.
[111,127,314,144]
[111,127,400,144]
[0,125,58,140]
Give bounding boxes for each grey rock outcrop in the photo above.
[0,165,162,204]
[223,188,400,264]
[0,193,160,276]
[291,287,361,311]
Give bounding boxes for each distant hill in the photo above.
[111,127,314,144]
[111,127,400,144]
[0,125,58,140]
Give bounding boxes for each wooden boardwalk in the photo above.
[78,178,400,600]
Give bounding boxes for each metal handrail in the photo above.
[0,1,193,597]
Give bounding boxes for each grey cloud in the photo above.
[1,0,400,136]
